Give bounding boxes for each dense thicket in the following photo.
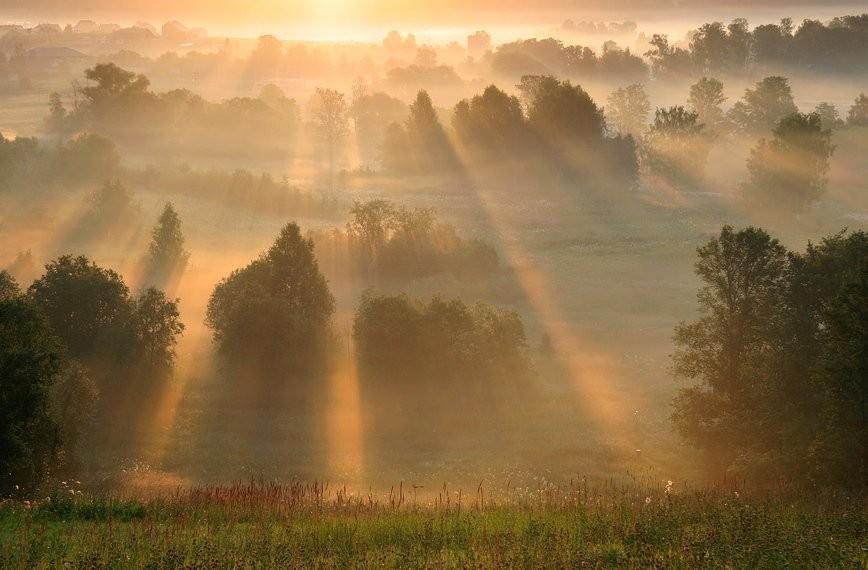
[353,293,533,442]
[0,257,183,494]
[48,63,299,158]
[0,132,119,193]
[309,199,499,286]
[673,226,867,489]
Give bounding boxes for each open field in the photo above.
[1,481,865,568]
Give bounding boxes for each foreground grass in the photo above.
[1,481,865,568]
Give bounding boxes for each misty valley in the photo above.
[0,5,866,567]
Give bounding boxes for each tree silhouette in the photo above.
[847,94,868,127]
[642,106,711,189]
[206,223,334,375]
[742,112,834,212]
[728,76,798,133]
[606,83,650,137]
[688,77,727,133]
[309,88,350,190]
[143,203,189,290]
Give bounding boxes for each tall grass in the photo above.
[1,479,865,567]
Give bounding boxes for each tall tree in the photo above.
[728,76,798,133]
[206,223,335,374]
[606,83,650,138]
[642,106,711,189]
[309,88,350,190]
[405,90,456,173]
[742,112,834,212]
[847,93,868,127]
[143,203,189,290]
[688,77,727,133]
[672,226,787,476]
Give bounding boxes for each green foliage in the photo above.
[642,106,711,189]
[29,256,136,366]
[206,223,334,374]
[0,297,63,495]
[742,112,834,212]
[728,76,798,133]
[453,85,527,155]
[56,64,300,159]
[527,76,604,145]
[405,90,457,173]
[0,133,118,193]
[0,271,20,302]
[847,93,868,127]
[688,77,727,133]
[143,203,189,290]
[35,495,145,522]
[310,200,499,284]
[606,83,650,137]
[28,255,183,383]
[354,293,531,395]
[674,226,868,488]
[309,87,350,187]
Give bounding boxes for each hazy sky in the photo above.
[3,0,865,41]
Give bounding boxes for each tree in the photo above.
[134,288,184,372]
[688,77,727,133]
[813,102,844,130]
[405,90,456,173]
[642,106,711,189]
[606,83,650,137]
[48,361,98,474]
[527,76,604,145]
[742,112,834,212]
[673,226,867,487]
[206,223,334,374]
[728,76,798,133]
[143,203,189,290]
[28,256,183,381]
[644,34,694,79]
[348,199,396,255]
[847,93,868,127]
[309,88,349,190]
[0,270,19,302]
[672,226,787,476]
[45,91,67,133]
[29,256,135,366]
[74,179,138,244]
[353,293,531,402]
[812,256,868,487]
[0,296,63,495]
[452,85,527,154]
[351,88,406,169]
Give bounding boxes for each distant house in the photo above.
[73,20,98,34]
[161,20,207,43]
[32,23,63,34]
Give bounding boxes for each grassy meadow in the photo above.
[1,480,865,568]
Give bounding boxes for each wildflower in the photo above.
[645,496,651,504]
[665,480,674,495]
